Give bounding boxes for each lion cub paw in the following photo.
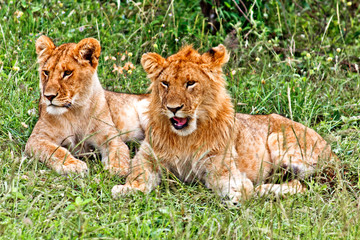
[255,180,306,198]
[228,188,253,203]
[111,184,138,198]
[225,178,254,203]
[57,159,88,176]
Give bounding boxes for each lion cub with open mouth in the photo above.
[112,45,336,202]
[25,36,149,176]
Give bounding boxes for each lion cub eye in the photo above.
[161,81,169,88]
[186,81,196,88]
[43,70,49,77]
[63,70,73,78]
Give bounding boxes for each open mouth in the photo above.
[170,117,189,130]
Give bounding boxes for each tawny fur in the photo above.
[25,36,149,176]
[112,45,336,202]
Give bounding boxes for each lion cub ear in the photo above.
[74,38,101,68]
[36,35,56,64]
[141,53,166,80]
[201,44,229,68]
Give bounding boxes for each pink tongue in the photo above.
[173,117,187,126]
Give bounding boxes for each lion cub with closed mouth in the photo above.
[112,45,336,202]
[25,36,149,176]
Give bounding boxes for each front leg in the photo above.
[255,180,306,197]
[202,151,254,203]
[25,138,88,176]
[112,142,161,198]
[93,129,131,176]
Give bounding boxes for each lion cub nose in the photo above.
[167,104,184,114]
[44,94,57,102]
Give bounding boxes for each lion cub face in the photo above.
[141,45,229,136]
[156,63,205,136]
[36,36,101,115]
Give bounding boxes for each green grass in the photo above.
[0,0,360,238]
